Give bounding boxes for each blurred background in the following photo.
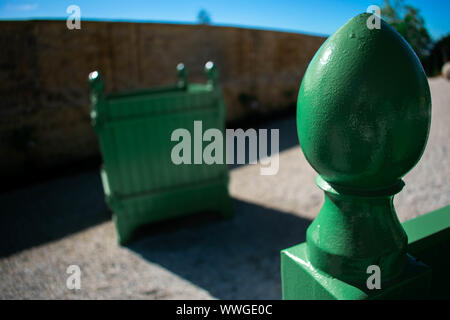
[0,0,449,299]
[1,0,449,189]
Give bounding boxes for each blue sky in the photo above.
[0,0,449,40]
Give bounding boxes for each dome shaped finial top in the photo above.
[297,13,431,192]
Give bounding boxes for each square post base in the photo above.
[281,243,432,300]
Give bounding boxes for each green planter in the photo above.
[89,63,233,244]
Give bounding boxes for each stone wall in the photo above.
[0,20,326,179]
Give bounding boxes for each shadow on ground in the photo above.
[128,198,311,299]
[0,115,299,258]
[228,116,299,170]
[0,171,110,257]
[0,115,304,297]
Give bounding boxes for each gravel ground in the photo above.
[0,77,448,300]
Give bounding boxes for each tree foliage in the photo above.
[197,9,211,25]
[423,34,450,76]
[381,0,432,60]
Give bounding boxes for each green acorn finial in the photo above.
[297,13,431,285]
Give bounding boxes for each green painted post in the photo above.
[176,63,188,89]
[205,61,218,88]
[281,13,432,299]
[88,71,105,132]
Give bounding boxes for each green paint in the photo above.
[282,13,434,299]
[281,243,432,300]
[403,205,450,299]
[205,61,218,87]
[281,207,450,299]
[403,205,450,246]
[298,13,431,190]
[176,63,188,89]
[89,63,233,244]
[307,176,408,286]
